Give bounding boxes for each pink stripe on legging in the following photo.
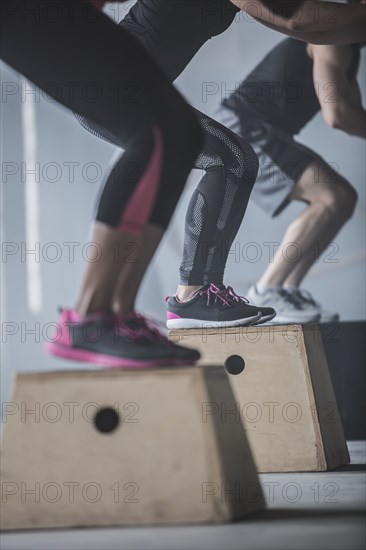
[118,126,163,235]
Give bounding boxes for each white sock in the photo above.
[256,284,282,295]
[175,287,204,303]
[283,286,299,294]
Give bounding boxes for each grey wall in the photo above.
[1,3,365,407]
[173,12,366,320]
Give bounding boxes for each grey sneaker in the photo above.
[292,289,339,323]
[166,284,269,329]
[246,285,320,324]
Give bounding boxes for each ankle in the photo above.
[256,283,282,295]
[282,285,299,293]
[176,285,204,302]
[75,293,113,316]
[113,303,135,316]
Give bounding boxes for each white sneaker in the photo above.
[291,289,339,323]
[246,285,320,324]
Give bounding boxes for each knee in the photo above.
[243,140,259,183]
[227,137,259,186]
[319,180,358,219]
[235,140,259,188]
[342,183,358,218]
[172,109,204,164]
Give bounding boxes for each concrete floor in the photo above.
[1,441,365,550]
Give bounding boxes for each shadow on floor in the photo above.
[334,464,366,472]
[249,508,365,522]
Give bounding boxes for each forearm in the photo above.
[326,104,366,139]
[250,18,359,45]
[230,0,366,44]
[311,44,366,138]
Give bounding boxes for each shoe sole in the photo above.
[45,342,198,368]
[319,315,340,323]
[166,312,262,330]
[255,312,277,324]
[264,313,321,324]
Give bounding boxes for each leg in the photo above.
[240,123,357,322]
[2,0,203,365]
[69,0,241,315]
[75,108,260,315]
[257,159,357,288]
[249,159,357,323]
[177,110,259,300]
[75,220,163,316]
[74,104,201,316]
[2,1,202,177]
[166,112,276,329]
[112,223,164,315]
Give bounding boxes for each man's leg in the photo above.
[241,118,358,323]
[248,159,357,322]
[257,159,357,288]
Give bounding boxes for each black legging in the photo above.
[76,0,259,284]
[1,0,202,235]
[78,108,259,283]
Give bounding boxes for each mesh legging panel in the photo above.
[75,107,259,284]
[181,109,259,284]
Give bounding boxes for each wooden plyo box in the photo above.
[170,324,350,473]
[320,321,366,439]
[0,366,265,531]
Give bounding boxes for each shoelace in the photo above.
[115,312,173,347]
[276,289,304,307]
[227,286,250,305]
[292,289,319,307]
[199,284,249,307]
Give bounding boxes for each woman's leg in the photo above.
[70,0,241,318]
[167,112,276,328]
[178,111,259,293]
[75,221,164,315]
[2,0,203,365]
[75,108,265,323]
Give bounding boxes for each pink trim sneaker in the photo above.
[46,309,200,368]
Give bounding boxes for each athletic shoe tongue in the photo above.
[205,284,249,308]
[199,283,232,308]
[118,313,172,347]
[214,284,226,291]
[201,283,227,295]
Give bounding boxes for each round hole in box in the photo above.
[94,407,120,433]
[225,355,245,375]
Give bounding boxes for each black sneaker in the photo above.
[166,284,275,329]
[46,309,200,368]
[119,311,201,363]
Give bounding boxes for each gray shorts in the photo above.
[214,106,323,217]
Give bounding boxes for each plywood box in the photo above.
[320,321,366,439]
[0,366,264,530]
[170,324,350,473]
